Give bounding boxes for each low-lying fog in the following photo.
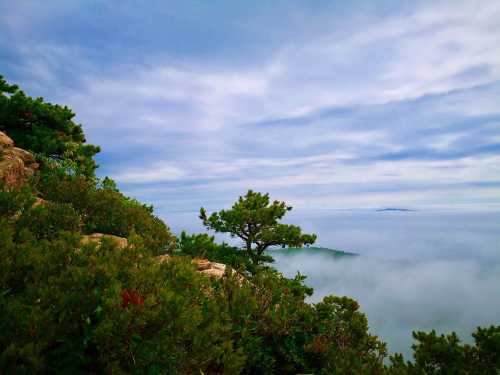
[272,253,500,358]
[166,209,500,357]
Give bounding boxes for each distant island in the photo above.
[268,246,358,258]
[376,208,417,212]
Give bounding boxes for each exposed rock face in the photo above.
[0,131,231,282]
[0,132,14,148]
[0,131,231,281]
[156,254,171,263]
[193,258,227,278]
[0,131,39,189]
[80,233,129,250]
[32,197,48,207]
[156,255,228,279]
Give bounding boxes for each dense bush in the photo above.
[16,202,81,240]
[0,187,387,373]
[387,326,500,374]
[177,231,251,271]
[200,190,316,267]
[0,185,35,220]
[0,225,244,373]
[0,216,389,374]
[1,75,498,374]
[0,75,100,177]
[35,168,175,254]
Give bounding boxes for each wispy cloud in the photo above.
[1,0,499,213]
[273,252,500,357]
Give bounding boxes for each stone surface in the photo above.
[0,131,14,148]
[32,197,47,207]
[156,254,171,263]
[155,255,228,279]
[193,258,227,278]
[197,262,226,278]
[11,147,37,165]
[0,131,38,189]
[80,233,129,249]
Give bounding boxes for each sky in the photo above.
[2,1,499,356]
[1,0,500,216]
[272,245,500,357]
[267,209,500,356]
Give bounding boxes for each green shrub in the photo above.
[0,218,390,374]
[0,75,100,177]
[35,168,176,254]
[0,185,35,220]
[177,231,251,271]
[16,202,81,240]
[0,226,245,373]
[35,168,94,214]
[387,326,500,375]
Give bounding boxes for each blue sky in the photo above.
[2,0,500,216]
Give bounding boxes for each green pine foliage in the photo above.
[0,75,100,177]
[1,75,499,374]
[387,327,500,374]
[34,167,175,254]
[0,211,389,374]
[177,231,252,272]
[200,190,317,268]
[0,184,35,220]
[16,201,81,240]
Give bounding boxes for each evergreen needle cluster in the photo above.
[1,76,498,374]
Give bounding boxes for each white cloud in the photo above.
[4,0,500,210]
[53,0,500,136]
[272,251,500,357]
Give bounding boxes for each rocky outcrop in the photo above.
[156,254,228,279]
[32,197,48,207]
[0,131,39,189]
[80,233,129,249]
[0,130,232,280]
[193,258,227,278]
[0,132,14,148]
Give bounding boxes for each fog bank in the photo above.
[165,209,500,357]
[272,252,500,357]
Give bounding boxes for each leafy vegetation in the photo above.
[200,190,317,268]
[387,327,500,374]
[0,75,499,374]
[0,75,100,177]
[35,168,175,254]
[0,200,388,374]
[177,231,251,271]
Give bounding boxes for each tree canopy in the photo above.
[1,74,499,374]
[0,75,100,177]
[200,190,317,268]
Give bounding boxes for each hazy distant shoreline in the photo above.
[375,208,417,212]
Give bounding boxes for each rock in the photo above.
[198,262,226,278]
[0,131,14,148]
[193,258,227,278]
[193,258,212,271]
[0,131,38,190]
[80,233,129,250]
[11,147,37,165]
[156,254,170,263]
[0,155,25,189]
[155,255,229,279]
[32,197,47,207]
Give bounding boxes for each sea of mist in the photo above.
[165,209,500,357]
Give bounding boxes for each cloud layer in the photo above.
[272,252,500,358]
[2,3,499,359]
[1,0,500,214]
